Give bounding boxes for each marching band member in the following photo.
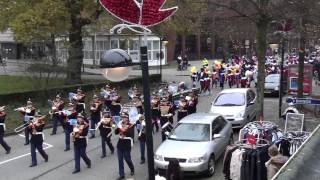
[159,98,175,141]
[29,115,48,167]
[73,88,86,114]
[187,91,198,114]
[15,99,36,145]
[72,114,91,174]
[132,94,143,114]
[151,94,161,132]
[50,94,65,135]
[136,114,146,164]
[98,110,115,158]
[89,94,102,139]
[110,92,122,116]
[61,103,78,151]
[115,112,135,180]
[177,95,188,121]
[102,84,112,111]
[0,106,11,154]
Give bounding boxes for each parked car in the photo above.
[210,88,256,128]
[264,74,280,95]
[154,113,233,177]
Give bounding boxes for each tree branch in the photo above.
[206,0,258,23]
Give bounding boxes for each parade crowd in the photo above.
[0,83,199,180]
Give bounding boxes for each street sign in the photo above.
[286,97,320,105]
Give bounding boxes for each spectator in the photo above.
[166,159,183,180]
[265,145,289,180]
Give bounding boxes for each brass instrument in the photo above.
[71,121,88,142]
[14,115,45,133]
[49,100,63,115]
[160,105,170,116]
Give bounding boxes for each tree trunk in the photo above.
[197,32,201,60]
[181,34,186,58]
[210,34,216,59]
[297,18,306,98]
[66,2,83,84]
[50,34,57,66]
[255,19,269,119]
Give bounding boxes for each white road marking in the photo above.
[0,134,53,166]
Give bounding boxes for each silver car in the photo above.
[210,88,256,128]
[264,74,280,95]
[154,113,233,177]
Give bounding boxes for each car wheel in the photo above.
[206,155,215,177]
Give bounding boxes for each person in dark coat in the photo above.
[0,106,11,154]
[72,114,91,174]
[136,114,146,164]
[166,159,183,180]
[115,112,135,180]
[89,94,102,139]
[98,111,115,158]
[29,115,48,167]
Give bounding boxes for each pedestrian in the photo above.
[265,145,288,180]
[98,110,115,158]
[115,112,135,180]
[50,94,65,135]
[29,115,48,167]
[177,55,182,71]
[166,159,183,180]
[0,106,11,154]
[136,114,146,164]
[89,94,102,139]
[72,114,91,174]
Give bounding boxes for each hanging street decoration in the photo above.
[100,0,178,34]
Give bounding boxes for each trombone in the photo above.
[14,117,34,133]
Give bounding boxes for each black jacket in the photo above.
[115,127,133,150]
[74,125,89,148]
[30,123,45,144]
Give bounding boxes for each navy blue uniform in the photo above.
[0,112,10,153]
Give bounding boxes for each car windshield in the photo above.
[169,123,210,142]
[213,93,245,106]
[265,75,279,83]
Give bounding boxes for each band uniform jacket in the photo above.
[30,123,45,144]
[115,124,133,151]
[74,125,89,148]
[90,102,102,119]
[0,112,6,134]
[99,119,113,138]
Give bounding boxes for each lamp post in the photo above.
[100,48,154,180]
[279,40,285,118]
[99,1,178,179]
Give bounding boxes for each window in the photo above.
[247,90,256,102]
[214,93,245,106]
[111,39,119,49]
[169,123,210,142]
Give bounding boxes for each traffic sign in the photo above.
[286,97,320,105]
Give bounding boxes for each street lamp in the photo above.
[100,49,132,82]
[100,47,155,180]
